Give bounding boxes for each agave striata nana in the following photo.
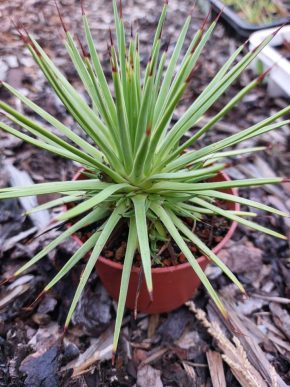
[0,0,289,354]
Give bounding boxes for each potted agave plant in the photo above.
[0,0,289,356]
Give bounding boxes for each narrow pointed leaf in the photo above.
[65,202,126,329]
[14,207,108,277]
[58,183,129,221]
[113,217,137,353]
[169,210,245,293]
[150,202,227,317]
[132,195,153,295]
[44,229,102,292]
[193,197,287,240]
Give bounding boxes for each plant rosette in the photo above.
[0,0,289,356]
[72,168,240,314]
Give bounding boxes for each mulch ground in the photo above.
[0,0,290,386]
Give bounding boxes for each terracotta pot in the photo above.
[72,170,240,314]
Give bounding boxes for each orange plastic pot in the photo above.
[72,170,239,314]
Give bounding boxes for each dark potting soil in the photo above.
[75,200,231,268]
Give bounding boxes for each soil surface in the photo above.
[77,211,231,268]
[0,0,290,386]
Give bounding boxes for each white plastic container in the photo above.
[249,25,290,98]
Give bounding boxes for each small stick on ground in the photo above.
[147,314,160,338]
[156,240,170,256]
[187,301,288,387]
[187,301,268,387]
[167,242,178,265]
[206,350,226,387]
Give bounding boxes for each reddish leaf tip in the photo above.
[251,40,263,54]
[76,34,89,58]
[222,308,229,321]
[200,9,211,32]
[119,0,123,18]
[272,23,285,37]
[214,6,224,23]
[111,62,117,73]
[11,19,22,37]
[130,23,133,38]
[107,41,111,55]
[256,65,274,83]
[109,28,114,46]
[11,20,31,45]
[80,0,85,15]
[0,275,15,287]
[61,326,68,342]
[25,289,47,310]
[23,28,42,57]
[54,0,68,33]
[283,178,290,183]
[242,37,250,48]
[186,62,199,83]
[112,351,116,366]
[148,290,154,302]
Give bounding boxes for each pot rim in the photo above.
[72,169,240,274]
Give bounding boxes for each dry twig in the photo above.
[186,301,285,387]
